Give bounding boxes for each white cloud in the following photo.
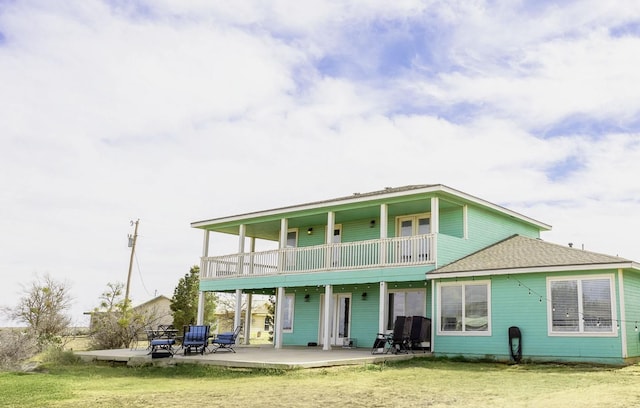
[1,0,639,326]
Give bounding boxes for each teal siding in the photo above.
[623,271,640,359]
[282,292,320,346]
[436,205,541,267]
[279,282,428,348]
[433,270,625,364]
[439,206,464,238]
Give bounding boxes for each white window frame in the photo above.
[396,213,431,237]
[546,274,617,337]
[387,289,426,330]
[437,280,492,336]
[282,293,295,333]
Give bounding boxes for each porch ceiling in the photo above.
[200,198,463,241]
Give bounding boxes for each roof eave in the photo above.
[427,262,638,280]
[191,184,551,231]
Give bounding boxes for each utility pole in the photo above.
[125,219,139,308]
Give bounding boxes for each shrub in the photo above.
[0,329,38,369]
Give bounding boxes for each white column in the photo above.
[431,280,436,353]
[379,281,387,333]
[325,211,335,268]
[380,204,388,264]
[431,197,440,267]
[196,230,210,324]
[234,289,243,342]
[278,219,288,272]
[463,204,468,239]
[249,237,256,275]
[323,284,333,350]
[238,224,246,275]
[430,197,440,234]
[618,269,627,358]
[244,293,252,345]
[380,204,388,238]
[275,286,285,349]
[196,291,205,325]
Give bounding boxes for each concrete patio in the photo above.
[75,344,431,369]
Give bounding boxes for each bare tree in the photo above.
[4,274,72,350]
[89,282,155,350]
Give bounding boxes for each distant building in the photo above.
[85,295,173,330]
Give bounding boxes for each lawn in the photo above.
[2,357,640,407]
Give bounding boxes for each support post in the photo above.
[323,284,333,350]
[196,230,210,323]
[379,281,387,333]
[196,291,205,325]
[238,224,246,275]
[380,204,388,264]
[325,211,335,268]
[234,289,243,344]
[244,293,252,345]
[275,287,285,349]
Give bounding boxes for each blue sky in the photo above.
[1,0,640,325]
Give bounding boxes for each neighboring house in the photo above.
[133,295,173,328]
[215,300,272,339]
[85,295,173,330]
[190,184,640,364]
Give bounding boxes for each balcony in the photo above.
[201,234,435,279]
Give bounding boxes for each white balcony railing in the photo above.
[201,234,435,279]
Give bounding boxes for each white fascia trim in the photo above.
[437,185,552,231]
[427,262,637,280]
[191,184,551,230]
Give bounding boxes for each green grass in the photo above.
[2,358,640,407]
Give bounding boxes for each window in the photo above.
[439,281,490,335]
[548,276,615,335]
[387,290,425,330]
[396,214,431,262]
[282,294,294,332]
[284,229,297,270]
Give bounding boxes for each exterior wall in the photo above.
[432,270,625,364]
[623,271,640,359]
[436,205,541,268]
[439,206,464,238]
[280,282,428,348]
[133,297,173,327]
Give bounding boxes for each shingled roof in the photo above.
[429,235,635,279]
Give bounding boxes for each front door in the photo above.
[319,293,351,346]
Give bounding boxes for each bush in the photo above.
[0,329,38,369]
[40,346,81,366]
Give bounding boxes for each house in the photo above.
[132,295,173,328]
[190,184,640,364]
[84,294,173,330]
[214,299,273,340]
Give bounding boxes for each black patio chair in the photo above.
[389,316,411,354]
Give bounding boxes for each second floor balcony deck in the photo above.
[201,234,435,279]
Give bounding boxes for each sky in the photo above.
[1,0,640,326]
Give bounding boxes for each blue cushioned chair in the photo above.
[182,325,210,355]
[210,326,242,353]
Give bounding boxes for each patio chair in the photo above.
[408,316,431,352]
[182,325,211,355]
[149,336,176,357]
[210,326,242,353]
[371,332,392,354]
[389,316,411,354]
